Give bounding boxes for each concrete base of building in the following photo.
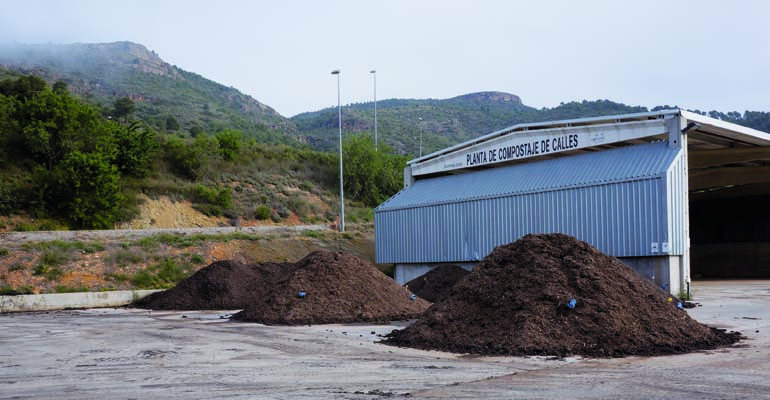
[394,256,687,296]
[394,262,477,286]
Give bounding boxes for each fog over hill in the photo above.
[0,41,296,144]
[1,41,768,156]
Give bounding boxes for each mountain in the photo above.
[292,92,648,156]
[2,41,767,156]
[0,41,297,143]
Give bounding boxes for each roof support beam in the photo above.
[689,166,770,191]
[690,182,770,200]
[688,147,770,168]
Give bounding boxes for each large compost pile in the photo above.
[384,233,741,357]
[232,250,430,325]
[406,264,470,302]
[133,260,293,310]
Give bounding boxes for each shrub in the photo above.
[0,285,34,295]
[277,205,291,219]
[38,250,68,268]
[14,222,36,232]
[33,264,63,281]
[0,248,9,256]
[254,205,271,220]
[105,272,130,283]
[287,197,310,218]
[299,181,313,192]
[9,264,25,272]
[111,249,145,267]
[74,241,106,254]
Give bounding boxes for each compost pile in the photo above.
[133,260,293,310]
[384,233,741,357]
[232,250,431,325]
[406,264,470,303]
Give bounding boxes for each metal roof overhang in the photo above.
[408,110,676,177]
[683,111,770,200]
[403,109,770,200]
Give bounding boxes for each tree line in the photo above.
[0,75,408,229]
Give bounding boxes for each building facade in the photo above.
[375,110,770,295]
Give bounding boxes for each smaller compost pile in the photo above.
[384,233,741,357]
[232,250,431,325]
[406,264,470,302]
[133,260,293,310]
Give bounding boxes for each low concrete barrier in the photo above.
[0,290,160,313]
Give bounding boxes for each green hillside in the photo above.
[0,41,297,143]
[294,93,770,157]
[292,92,651,156]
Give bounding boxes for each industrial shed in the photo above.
[375,109,770,295]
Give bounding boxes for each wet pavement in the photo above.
[0,280,768,399]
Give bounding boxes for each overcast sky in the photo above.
[1,0,769,117]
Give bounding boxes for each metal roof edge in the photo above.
[681,110,770,142]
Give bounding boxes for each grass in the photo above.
[105,272,130,283]
[0,248,9,256]
[21,240,105,253]
[111,249,146,267]
[0,284,34,295]
[9,264,25,272]
[33,264,63,281]
[54,285,89,293]
[131,257,195,289]
[31,250,68,280]
[135,232,264,249]
[302,230,323,239]
[13,222,36,232]
[677,290,693,301]
[38,250,69,268]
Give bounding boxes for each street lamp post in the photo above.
[370,69,377,151]
[418,117,423,157]
[331,69,344,232]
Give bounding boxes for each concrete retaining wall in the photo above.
[0,290,159,313]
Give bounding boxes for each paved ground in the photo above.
[1,281,769,399]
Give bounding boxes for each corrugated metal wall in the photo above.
[665,151,688,255]
[376,142,684,264]
[376,178,668,263]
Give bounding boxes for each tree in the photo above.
[113,96,136,123]
[162,135,219,180]
[165,115,179,131]
[55,150,124,229]
[215,129,241,161]
[16,89,102,170]
[0,94,17,150]
[52,81,68,94]
[342,133,408,207]
[0,75,47,101]
[189,125,203,137]
[111,121,159,177]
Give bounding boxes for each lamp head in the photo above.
[330,70,340,75]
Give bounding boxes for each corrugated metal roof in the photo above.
[377,141,679,212]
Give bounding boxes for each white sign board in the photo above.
[410,119,668,176]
